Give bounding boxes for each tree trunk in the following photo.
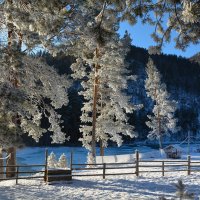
[6,147,16,178]
[0,148,3,179]
[157,108,163,150]
[158,136,163,149]
[158,110,165,157]
[6,0,21,177]
[100,139,104,156]
[91,46,101,163]
[90,2,108,163]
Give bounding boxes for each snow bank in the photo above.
[96,153,135,163]
[96,150,164,164]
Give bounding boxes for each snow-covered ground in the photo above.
[0,144,200,200]
[0,170,200,199]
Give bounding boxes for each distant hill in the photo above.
[127,46,200,141]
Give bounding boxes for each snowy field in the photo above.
[0,144,200,200]
[0,169,200,199]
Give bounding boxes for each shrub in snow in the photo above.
[47,152,57,168]
[174,179,194,200]
[159,179,194,200]
[57,153,67,168]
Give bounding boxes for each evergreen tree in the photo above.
[0,0,71,176]
[57,153,67,168]
[145,58,178,150]
[70,2,139,163]
[47,152,57,168]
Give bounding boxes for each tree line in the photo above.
[22,46,200,148]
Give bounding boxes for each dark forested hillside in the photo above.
[127,46,200,142]
[23,48,200,146]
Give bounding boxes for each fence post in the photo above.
[0,149,3,179]
[45,149,48,182]
[70,151,73,171]
[135,150,139,177]
[103,163,106,179]
[187,155,191,175]
[162,161,164,176]
[16,166,19,185]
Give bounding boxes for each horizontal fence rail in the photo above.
[70,151,200,179]
[71,162,136,179]
[0,150,200,184]
[0,164,46,184]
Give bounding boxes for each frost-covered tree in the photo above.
[1,0,198,54]
[145,58,178,150]
[47,152,57,168]
[70,2,140,163]
[0,49,71,176]
[57,153,67,169]
[0,0,71,177]
[0,48,71,143]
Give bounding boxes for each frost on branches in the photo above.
[48,152,68,169]
[0,0,71,51]
[145,58,178,149]
[0,48,71,147]
[57,153,67,169]
[0,0,72,148]
[47,152,57,168]
[70,2,139,161]
[181,0,199,24]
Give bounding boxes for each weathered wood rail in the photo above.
[46,169,72,182]
[0,164,45,184]
[0,150,200,184]
[70,151,200,178]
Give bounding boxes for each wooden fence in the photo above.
[0,164,45,184]
[134,151,200,176]
[70,151,200,178]
[0,150,200,184]
[71,162,136,179]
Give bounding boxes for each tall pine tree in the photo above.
[145,58,178,151]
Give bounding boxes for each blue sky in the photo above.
[119,21,200,58]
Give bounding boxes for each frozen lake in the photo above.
[16,144,154,166]
[15,143,200,166]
